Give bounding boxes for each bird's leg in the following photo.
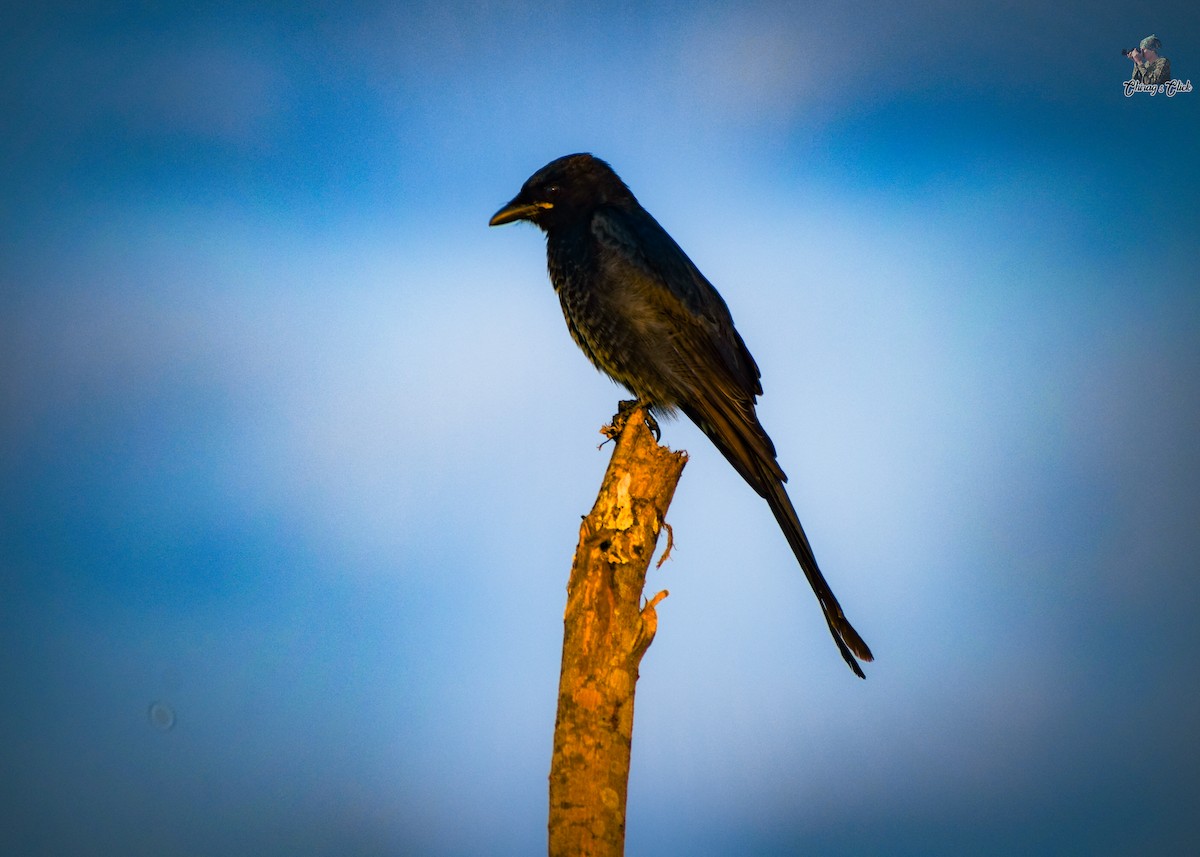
[642,408,661,442]
[611,399,661,442]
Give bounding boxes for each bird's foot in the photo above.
[609,399,661,442]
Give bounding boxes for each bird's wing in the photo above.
[593,205,763,395]
[592,205,783,487]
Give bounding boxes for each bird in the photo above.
[489,153,873,678]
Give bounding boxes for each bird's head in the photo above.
[489,153,634,231]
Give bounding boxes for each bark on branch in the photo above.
[547,404,688,857]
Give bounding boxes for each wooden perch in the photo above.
[547,403,688,857]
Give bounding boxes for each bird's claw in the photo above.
[644,411,661,442]
[612,399,660,441]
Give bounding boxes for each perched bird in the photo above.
[489,153,872,678]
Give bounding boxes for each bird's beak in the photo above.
[489,198,553,226]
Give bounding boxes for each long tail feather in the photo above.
[680,400,872,677]
[762,476,873,678]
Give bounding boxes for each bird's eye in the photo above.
[544,184,561,197]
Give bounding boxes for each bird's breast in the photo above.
[546,229,676,405]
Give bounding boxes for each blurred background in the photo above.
[2,2,1198,855]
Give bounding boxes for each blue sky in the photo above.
[2,2,1199,855]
